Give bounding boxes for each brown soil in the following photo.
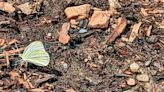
[0,0,164,92]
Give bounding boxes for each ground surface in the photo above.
[0,0,164,92]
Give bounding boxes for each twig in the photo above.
[2,39,18,49]
[0,20,10,25]
[0,47,25,57]
[4,51,10,68]
[106,17,127,45]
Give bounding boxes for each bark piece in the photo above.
[128,22,142,42]
[59,23,70,44]
[106,17,127,45]
[17,2,33,15]
[88,10,110,28]
[64,4,91,19]
[0,2,15,13]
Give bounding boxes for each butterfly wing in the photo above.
[22,41,45,56]
[21,41,50,66]
[23,50,50,66]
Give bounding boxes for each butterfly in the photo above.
[19,41,50,66]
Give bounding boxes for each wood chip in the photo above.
[128,22,142,42]
[0,39,5,46]
[0,2,15,13]
[59,23,70,44]
[88,10,110,28]
[141,8,149,17]
[17,2,33,15]
[4,51,10,68]
[64,4,91,19]
[106,17,127,45]
[146,25,152,36]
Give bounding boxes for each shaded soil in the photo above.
[0,0,164,92]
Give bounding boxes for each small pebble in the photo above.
[136,74,149,82]
[126,78,136,86]
[146,35,158,43]
[79,19,88,28]
[63,63,68,69]
[130,63,140,73]
[47,33,51,37]
[79,28,87,33]
[145,59,152,66]
[144,83,152,92]
[116,41,126,48]
[153,62,164,71]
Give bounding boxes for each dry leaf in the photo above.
[0,2,15,13]
[17,2,33,15]
[128,22,142,42]
[88,10,110,28]
[0,39,5,46]
[146,25,152,36]
[59,23,70,44]
[106,17,127,45]
[64,4,91,19]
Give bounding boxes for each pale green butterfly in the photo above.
[19,41,50,66]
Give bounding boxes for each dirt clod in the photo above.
[126,78,136,86]
[130,62,140,73]
[136,74,149,82]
